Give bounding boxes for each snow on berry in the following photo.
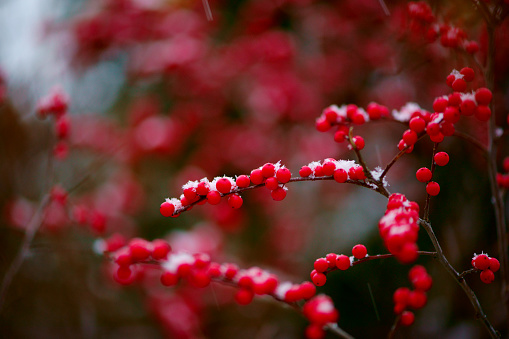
[392,103,427,122]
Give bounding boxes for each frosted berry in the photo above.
[216,178,232,194]
[353,136,365,150]
[434,152,449,166]
[228,194,243,208]
[271,187,287,201]
[475,88,492,105]
[472,254,490,270]
[261,163,276,178]
[480,269,495,284]
[276,168,291,183]
[336,255,350,270]
[426,182,440,196]
[352,244,367,259]
[316,117,331,132]
[196,182,210,195]
[448,92,462,106]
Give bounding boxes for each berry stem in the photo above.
[419,219,500,338]
[0,194,51,311]
[387,314,401,339]
[458,268,480,280]
[484,22,509,322]
[452,130,487,154]
[423,143,439,222]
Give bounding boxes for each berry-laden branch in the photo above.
[101,237,354,339]
[160,159,391,219]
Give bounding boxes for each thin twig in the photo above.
[423,143,439,221]
[0,195,51,311]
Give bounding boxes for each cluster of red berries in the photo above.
[112,238,172,285]
[397,68,492,152]
[310,244,368,287]
[36,87,71,159]
[379,194,420,264]
[315,103,389,147]
[415,151,449,196]
[471,253,500,284]
[160,162,291,217]
[407,2,479,54]
[302,295,339,339]
[496,157,509,188]
[393,265,433,326]
[299,159,367,183]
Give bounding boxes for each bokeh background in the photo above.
[0,0,508,338]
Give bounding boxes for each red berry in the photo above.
[312,272,327,286]
[475,105,491,121]
[472,254,490,270]
[305,324,325,339]
[408,290,427,309]
[216,178,232,194]
[465,41,479,54]
[397,243,419,264]
[489,257,500,272]
[55,116,70,139]
[460,67,474,82]
[236,175,251,188]
[261,163,275,178]
[129,238,151,261]
[227,194,243,208]
[276,168,291,183]
[433,98,448,113]
[460,99,476,116]
[325,253,337,268]
[265,177,279,190]
[334,169,348,183]
[322,161,336,176]
[271,187,287,201]
[196,182,210,195]
[299,282,317,299]
[416,167,432,182]
[429,132,444,143]
[426,122,440,136]
[409,117,426,133]
[367,102,382,120]
[353,136,365,150]
[336,255,350,270]
[315,117,331,132]
[250,169,264,185]
[443,106,460,123]
[151,239,171,260]
[299,166,312,177]
[161,271,179,286]
[475,87,492,105]
[426,182,440,196]
[448,93,462,106]
[434,152,449,166]
[314,258,329,273]
[402,130,418,146]
[452,78,467,92]
[354,166,366,180]
[446,74,455,88]
[393,287,410,305]
[160,202,175,217]
[400,311,415,326]
[206,190,221,205]
[480,269,495,284]
[352,244,367,259]
[235,289,254,305]
[440,122,455,136]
